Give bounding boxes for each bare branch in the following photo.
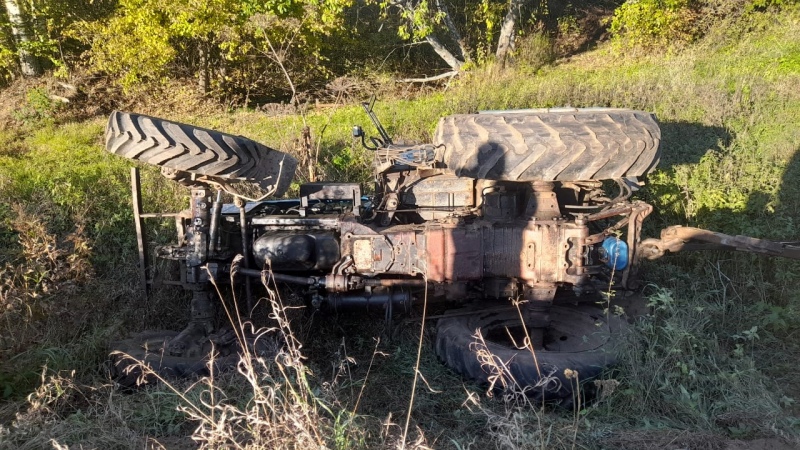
[434,0,469,62]
[424,35,464,71]
[260,29,297,106]
[398,71,459,83]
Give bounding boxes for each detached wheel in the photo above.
[434,108,661,182]
[435,305,627,405]
[105,111,297,196]
[109,330,244,388]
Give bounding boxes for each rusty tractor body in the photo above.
[105,105,800,402]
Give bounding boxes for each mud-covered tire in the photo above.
[105,111,297,196]
[435,305,627,405]
[434,108,661,182]
[109,330,244,388]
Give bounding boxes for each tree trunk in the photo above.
[3,0,41,76]
[198,41,210,94]
[496,0,525,68]
[425,34,463,71]
[434,0,470,63]
[394,0,464,71]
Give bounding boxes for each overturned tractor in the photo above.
[105,104,800,403]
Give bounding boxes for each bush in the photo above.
[515,31,556,73]
[610,0,699,49]
[11,87,63,123]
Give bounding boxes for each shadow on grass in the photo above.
[658,120,732,168]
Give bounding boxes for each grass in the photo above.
[2,3,800,449]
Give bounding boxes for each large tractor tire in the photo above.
[105,111,297,196]
[109,329,280,388]
[435,304,627,406]
[109,330,241,388]
[434,108,661,182]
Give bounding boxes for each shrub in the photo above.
[515,31,556,73]
[11,87,63,124]
[610,0,699,49]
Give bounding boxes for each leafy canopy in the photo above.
[76,0,352,92]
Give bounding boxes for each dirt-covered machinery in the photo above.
[105,104,800,403]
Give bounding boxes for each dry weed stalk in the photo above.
[1,368,144,450]
[108,261,345,449]
[0,204,93,355]
[464,302,607,450]
[182,264,332,448]
[1,204,92,306]
[469,327,560,399]
[400,274,434,450]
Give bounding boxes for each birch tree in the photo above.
[3,0,41,76]
[495,0,524,67]
[382,0,469,72]
[383,0,549,73]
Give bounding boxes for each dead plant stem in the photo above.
[401,274,428,449]
[353,337,381,416]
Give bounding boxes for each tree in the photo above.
[79,0,352,97]
[495,0,524,67]
[3,0,41,76]
[0,0,114,82]
[382,0,468,72]
[382,0,549,74]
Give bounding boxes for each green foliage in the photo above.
[750,0,800,10]
[0,45,14,83]
[0,120,181,271]
[470,0,505,61]
[515,31,555,73]
[387,0,444,41]
[0,5,16,83]
[11,87,62,123]
[76,0,353,96]
[379,0,555,67]
[0,0,116,79]
[672,146,786,233]
[610,286,787,428]
[328,146,369,180]
[610,0,698,49]
[76,1,176,89]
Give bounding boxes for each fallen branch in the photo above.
[398,71,459,83]
[56,81,76,92]
[48,94,70,103]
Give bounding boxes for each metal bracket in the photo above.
[299,182,362,217]
[131,167,149,299]
[639,226,800,261]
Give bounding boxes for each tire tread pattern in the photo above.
[109,331,242,388]
[434,109,661,182]
[105,111,297,196]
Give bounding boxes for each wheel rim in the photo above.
[473,306,619,354]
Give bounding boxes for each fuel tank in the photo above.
[252,232,340,271]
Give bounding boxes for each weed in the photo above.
[0,204,93,363]
[607,285,792,435]
[11,88,62,125]
[609,0,699,50]
[101,265,370,449]
[0,370,153,450]
[515,31,556,74]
